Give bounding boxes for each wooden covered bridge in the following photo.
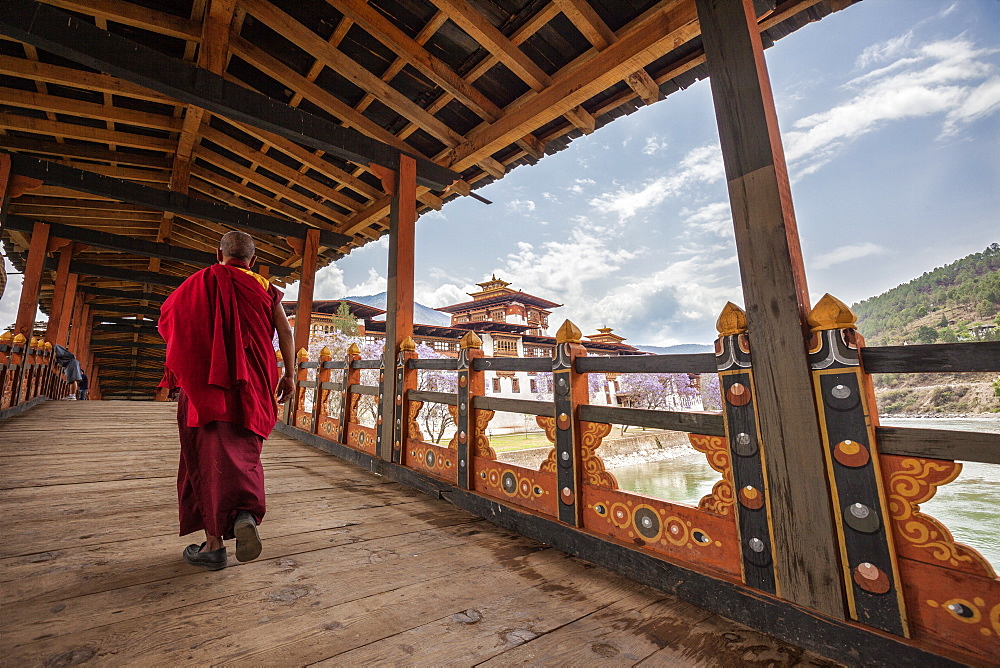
[1,0,998,664]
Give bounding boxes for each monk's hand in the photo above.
[275,375,295,404]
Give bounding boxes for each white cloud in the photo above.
[642,135,669,155]
[415,281,470,308]
[856,31,913,69]
[588,143,724,220]
[943,76,1000,134]
[507,199,536,213]
[812,242,887,270]
[785,36,1000,177]
[681,202,733,236]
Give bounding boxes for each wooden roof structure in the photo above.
[0,0,859,398]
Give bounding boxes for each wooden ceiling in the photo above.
[0,0,859,397]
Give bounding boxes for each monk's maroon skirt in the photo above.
[176,389,265,539]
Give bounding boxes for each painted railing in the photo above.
[0,333,69,416]
[279,297,999,665]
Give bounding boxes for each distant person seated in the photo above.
[77,371,89,401]
[53,344,82,400]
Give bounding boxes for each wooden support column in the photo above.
[13,221,50,342]
[338,343,361,445]
[695,0,843,617]
[378,154,417,460]
[455,331,485,489]
[67,291,85,353]
[292,228,320,355]
[391,337,418,464]
[44,243,74,342]
[53,273,78,347]
[552,319,589,526]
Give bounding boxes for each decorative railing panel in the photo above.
[278,308,998,666]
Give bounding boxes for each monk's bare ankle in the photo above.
[202,535,224,552]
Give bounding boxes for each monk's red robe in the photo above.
[159,262,282,538]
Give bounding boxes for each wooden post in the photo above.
[378,153,417,460]
[455,331,485,489]
[67,292,85,353]
[292,228,320,355]
[552,319,589,526]
[695,0,844,617]
[713,302,779,595]
[292,347,310,430]
[53,273,78,347]
[0,333,12,408]
[338,343,361,445]
[13,221,50,342]
[391,336,419,464]
[312,346,333,435]
[9,334,27,406]
[806,295,908,636]
[44,243,74,342]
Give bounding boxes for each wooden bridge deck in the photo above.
[0,402,838,666]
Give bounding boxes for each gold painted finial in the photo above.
[460,331,482,349]
[808,294,857,332]
[400,336,417,352]
[319,346,333,360]
[43,341,52,350]
[29,337,37,347]
[716,302,747,336]
[275,349,282,360]
[347,342,361,356]
[13,333,26,345]
[296,347,309,360]
[555,319,582,344]
[0,332,12,343]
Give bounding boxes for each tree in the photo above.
[331,301,359,335]
[939,326,959,343]
[937,314,949,327]
[915,325,938,344]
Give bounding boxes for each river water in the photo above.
[610,417,1000,571]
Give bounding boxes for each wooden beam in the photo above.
[427,0,551,91]
[0,112,175,152]
[0,0,460,190]
[0,53,174,104]
[695,0,842,618]
[238,1,462,149]
[13,221,51,340]
[7,154,350,247]
[37,0,202,41]
[80,286,167,302]
[0,136,172,169]
[0,87,182,131]
[333,0,501,123]
[555,0,660,105]
[45,258,186,288]
[443,1,698,171]
[292,228,320,354]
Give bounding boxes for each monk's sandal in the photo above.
[182,543,227,571]
[234,511,262,562]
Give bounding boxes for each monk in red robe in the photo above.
[159,231,295,570]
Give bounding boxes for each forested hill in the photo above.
[852,243,1000,346]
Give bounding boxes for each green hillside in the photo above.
[852,243,1000,345]
[851,243,1000,415]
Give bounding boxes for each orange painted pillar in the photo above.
[44,243,75,342]
[293,228,320,355]
[13,221,51,342]
[67,292,85,353]
[53,273,78,347]
[378,154,416,460]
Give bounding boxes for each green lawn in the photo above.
[434,431,552,452]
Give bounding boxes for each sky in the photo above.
[2,0,998,346]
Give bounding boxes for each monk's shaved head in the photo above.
[219,231,255,262]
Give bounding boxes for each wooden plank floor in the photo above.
[0,402,840,666]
